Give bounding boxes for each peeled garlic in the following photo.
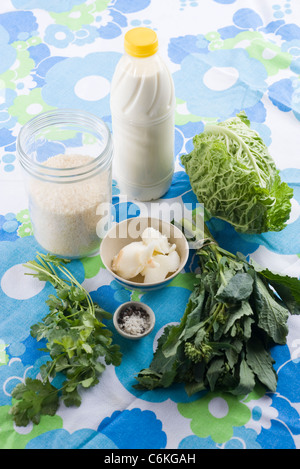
[141,227,170,254]
[142,250,181,283]
[111,227,181,283]
[112,241,154,279]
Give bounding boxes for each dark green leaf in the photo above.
[162,283,205,358]
[253,275,289,344]
[62,389,82,407]
[246,337,277,392]
[223,301,254,335]
[135,217,296,398]
[216,273,254,303]
[258,269,300,315]
[232,358,256,396]
[184,380,206,397]
[134,369,163,390]
[206,357,224,391]
[10,378,59,427]
[94,305,112,320]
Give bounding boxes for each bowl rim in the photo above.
[113,301,156,339]
[100,216,190,287]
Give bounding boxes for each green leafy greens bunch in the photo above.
[134,215,300,397]
[181,112,293,234]
[10,253,122,426]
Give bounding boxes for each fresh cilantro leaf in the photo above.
[10,253,122,427]
[10,378,59,427]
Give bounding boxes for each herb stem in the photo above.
[36,253,57,277]
[206,302,225,333]
[56,264,95,317]
[25,262,65,288]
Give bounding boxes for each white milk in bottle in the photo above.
[110,27,175,201]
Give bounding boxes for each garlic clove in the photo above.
[165,249,181,272]
[169,243,177,253]
[141,227,170,254]
[142,250,181,283]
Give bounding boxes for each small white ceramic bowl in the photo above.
[113,301,155,340]
[100,217,189,291]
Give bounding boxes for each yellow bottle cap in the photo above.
[124,27,158,58]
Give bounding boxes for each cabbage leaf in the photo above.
[181,112,293,233]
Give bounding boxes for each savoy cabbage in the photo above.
[181,112,293,234]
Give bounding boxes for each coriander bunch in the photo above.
[10,253,122,426]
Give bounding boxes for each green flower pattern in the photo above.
[16,209,33,237]
[0,405,62,450]
[178,392,251,444]
[50,0,109,30]
[9,88,55,125]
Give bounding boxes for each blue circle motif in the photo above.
[252,405,262,421]
[2,154,15,163]
[4,164,14,172]
[0,214,20,241]
[2,220,18,233]
[26,428,118,449]
[179,434,218,449]
[0,11,38,43]
[173,48,267,119]
[42,51,121,118]
[11,0,83,13]
[233,8,263,29]
[97,408,167,449]
[44,24,74,48]
[213,0,236,3]
[74,26,99,45]
[0,236,85,345]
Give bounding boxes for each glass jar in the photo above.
[17,109,113,259]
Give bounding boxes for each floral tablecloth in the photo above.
[1,0,300,450]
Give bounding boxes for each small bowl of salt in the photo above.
[113,301,155,340]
